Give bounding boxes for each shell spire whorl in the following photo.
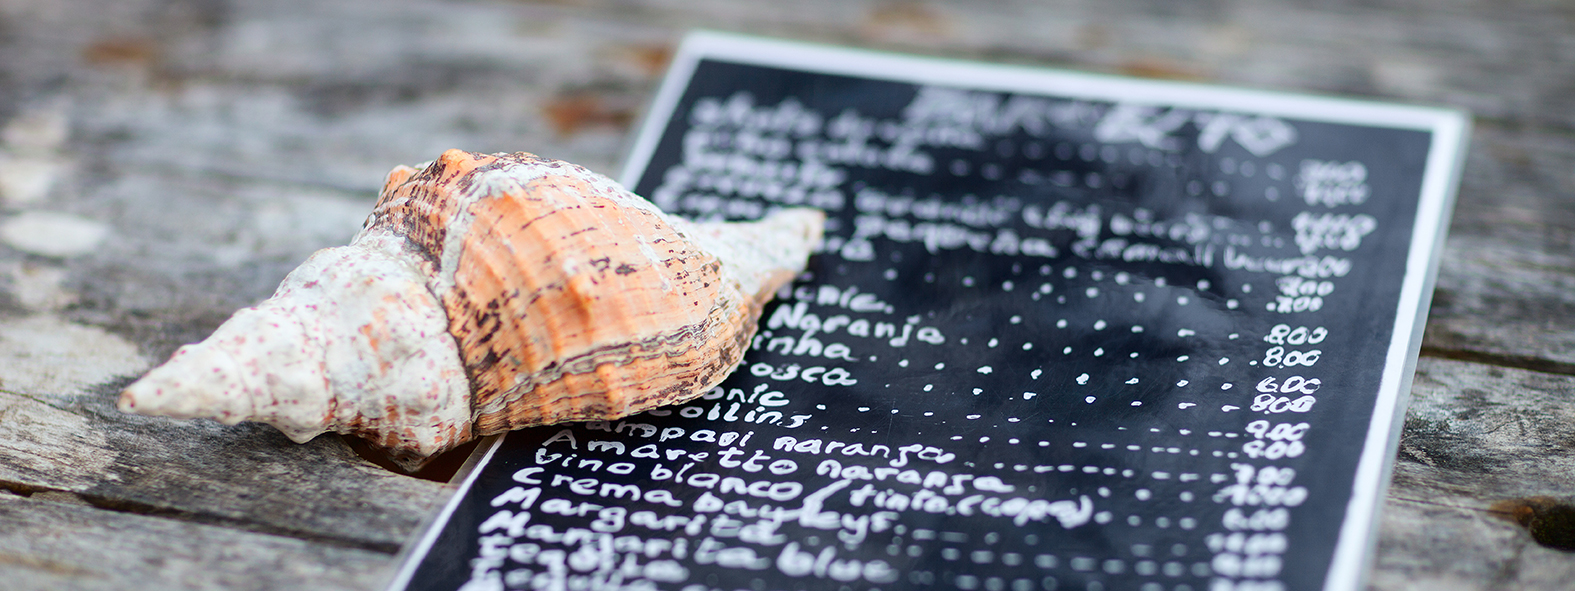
[118,230,474,460]
[119,150,824,464]
[681,208,826,303]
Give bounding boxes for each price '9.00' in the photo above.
[1243,420,1309,459]
[1250,393,1316,414]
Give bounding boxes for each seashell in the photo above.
[118,150,824,466]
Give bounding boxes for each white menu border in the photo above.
[384,434,507,591]
[620,30,1471,591]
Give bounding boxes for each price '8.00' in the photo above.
[1263,324,1327,346]
[1263,347,1320,368]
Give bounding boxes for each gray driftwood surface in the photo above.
[0,0,1571,589]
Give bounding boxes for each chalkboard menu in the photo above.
[387,32,1469,591]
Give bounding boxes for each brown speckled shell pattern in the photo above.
[368,150,765,437]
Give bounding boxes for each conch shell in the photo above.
[119,150,824,465]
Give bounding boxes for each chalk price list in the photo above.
[1205,325,1325,590]
[1207,162,1380,590]
[418,54,1428,591]
[1210,195,1374,590]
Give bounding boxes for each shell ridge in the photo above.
[431,170,503,296]
[473,297,759,434]
[473,311,727,417]
[358,228,479,451]
[447,162,697,416]
[276,233,471,455]
[273,242,388,440]
[475,268,754,427]
[631,233,674,292]
[426,154,633,292]
[358,166,459,269]
[430,162,540,422]
[445,158,778,431]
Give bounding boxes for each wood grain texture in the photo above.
[1373,357,1575,590]
[1424,123,1575,368]
[0,0,1572,589]
[0,378,448,551]
[0,491,388,591]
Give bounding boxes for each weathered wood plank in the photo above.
[30,0,1575,365]
[0,0,1573,590]
[1424,123,1575,368]
[8,0,1570,368]
[0,491,390,591]
[1372,356,1575,589]
[0,314,448,552]
[449,0,1575,130]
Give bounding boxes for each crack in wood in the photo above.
[0,479,39,497]
[1419,346,1575,378]
[0,388,76,413]
[0,476,402,554]
[1389,495,1498,515]
[81,496,405,555]
[0,549,102,578]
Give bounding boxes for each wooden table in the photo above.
[1,1,1571,588]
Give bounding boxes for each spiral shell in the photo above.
[118,150,824,465]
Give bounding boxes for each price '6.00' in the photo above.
[1251,376,1319,414]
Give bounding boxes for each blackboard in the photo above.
[387,32,1469,591]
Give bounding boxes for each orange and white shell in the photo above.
[118,150,824,464]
